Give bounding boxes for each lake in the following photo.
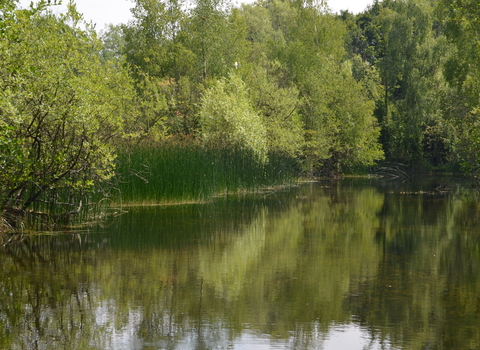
[1,176,480,350]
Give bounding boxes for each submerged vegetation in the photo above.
[1,0,480,231]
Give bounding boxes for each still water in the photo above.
[2,177,480,350]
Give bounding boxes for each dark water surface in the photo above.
[2,177,480,350]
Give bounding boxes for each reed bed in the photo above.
[0,141,298,237]
[111,140,299,205]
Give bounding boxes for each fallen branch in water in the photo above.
[373,163,410,179]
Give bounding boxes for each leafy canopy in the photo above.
[0,1,135,211]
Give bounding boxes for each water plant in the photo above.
[110,139,299,205]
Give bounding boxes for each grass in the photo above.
[0,140,299,239]
[108,139,300,205]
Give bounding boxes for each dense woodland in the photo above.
[1,0,479,228]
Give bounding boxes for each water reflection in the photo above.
[1,177,480,349]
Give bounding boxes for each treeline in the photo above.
[342,0,480,170]
[101,0,480,172]
[107,0,385,173]
[0,0,479,226]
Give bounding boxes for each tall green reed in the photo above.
[111,139,299,205]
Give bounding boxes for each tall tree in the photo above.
[275,0,383,173]
[124,0,195,80]
[122,0,201,137]
[436,0,480,173]
[0,1,136,224]
[347,0,453,166]
[187,0,249,82]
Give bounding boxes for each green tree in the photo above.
[301,58,384,174]
[244,59,304,157]
[0,1,135,225]
[125,0,196,79]
[99,24,126,63]
[350,0,452,166]
[236,0,385,174]
[436,0,480,174]
[187,0,248,82]
[199,73,268,161]
[280,1,383,173]
[123,0,207,138]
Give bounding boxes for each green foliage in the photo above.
[188,0,248,81]
[244,59,304,157]
[277,5,383,172]
[120,0,385,177]
[99,24,126,63]
[302,59,384,173]
[199,73,268,161]
[436,0,480,174]
[344,0,455,167]
[237,0,385,174]
[0,3,135,216]
[377,0,434,161]
[126,0,196,78]
[438,0,480,68]
[121,0,207,138]
[128,73,169,140]
[153,76,201,137]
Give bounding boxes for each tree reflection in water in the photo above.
[1,178,479,349]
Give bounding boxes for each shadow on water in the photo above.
[1,176,480,349]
